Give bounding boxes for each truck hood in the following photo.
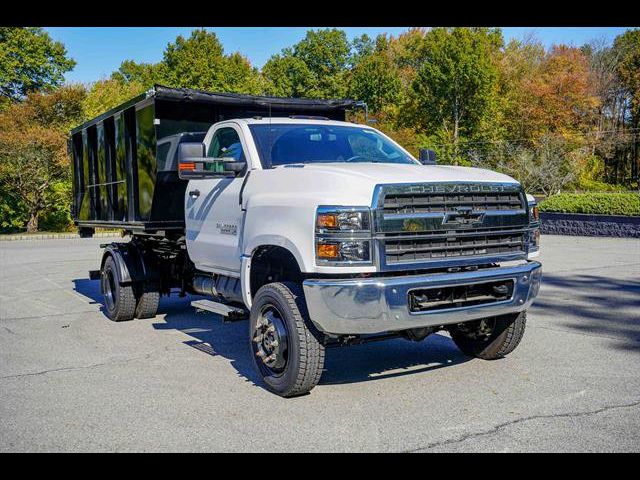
[275,162,518,185]
[245,162,521,212]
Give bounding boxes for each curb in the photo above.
[0,232,123,242]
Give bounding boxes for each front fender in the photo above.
[243,234,307,273]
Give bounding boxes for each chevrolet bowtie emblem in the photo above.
[442,207,485,227]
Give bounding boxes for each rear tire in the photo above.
[250,282,325,397]
[449,311,527,360]
[101,255,136,322]
[134,289,160,319]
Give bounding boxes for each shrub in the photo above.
[538,192,640,216]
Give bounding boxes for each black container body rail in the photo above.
[69,85,359,235]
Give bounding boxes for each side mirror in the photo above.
[419,148,437,165]
[178,142,245,179]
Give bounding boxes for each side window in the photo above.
[207,127,245,161]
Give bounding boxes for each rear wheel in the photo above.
[101,255,136,322]
[134,289,160,319]
[250,282,325,397]
[449,311,527,360]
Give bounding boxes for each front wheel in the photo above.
[449,311,527,360]
[250,282,325,397]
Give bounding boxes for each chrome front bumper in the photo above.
[302,261,542,335]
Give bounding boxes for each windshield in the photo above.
[249,124,417,168]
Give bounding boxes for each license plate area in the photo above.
[408,279,515,313]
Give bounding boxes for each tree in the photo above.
[83,78,147,119]
[521,45,598,138]
[0,27,75,103]
[111,59,166,87]
[349,50,401,112]
[487,136,578,196]
[218,52,267,95]
[496,36,546,140]
[612,29,640,184]
[263,50,318,97]
[613,29,640,128]
[0,86,85,232]
[350,34,375,65]
[385,28,429,89]
[405,28,503,164]
[263,29,352,99]
[112,29,265,95]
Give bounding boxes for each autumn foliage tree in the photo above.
[0,86,85,232]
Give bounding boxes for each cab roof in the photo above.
[231,117,366,128]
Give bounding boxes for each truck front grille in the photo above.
[383,192,523,215]
[373,183,530,267]
[384,231,526,264]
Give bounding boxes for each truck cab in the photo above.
[177,117,541,396]
[72,87,541,397]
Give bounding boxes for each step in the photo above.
[191,299,247,321]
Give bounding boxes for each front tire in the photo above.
[250,282,325,397]
[449,311,527,360]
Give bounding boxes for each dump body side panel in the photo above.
[70,85,358,234]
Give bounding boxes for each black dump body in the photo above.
[70,85,359,234]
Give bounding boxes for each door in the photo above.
[185,124,248,275]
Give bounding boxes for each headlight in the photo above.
[316,210,370,231]
[316,207,372,265]
[316,240,371,262]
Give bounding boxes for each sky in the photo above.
[44,27,633,85]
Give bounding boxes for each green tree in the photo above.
[612,29,640,184]
[405,27,503,164]
[111,59,166,87]
[112,29,265,95]
[613,29,640,127]
[350,34,375,65]
[349,50,401,112]
[262,50,317,97]
[263,28,351,98]
[83,78,147,119]
[0,27,75,103]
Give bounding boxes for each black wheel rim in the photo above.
[102,268,116,311]
[252,304,289,376]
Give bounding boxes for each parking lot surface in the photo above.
[1,235,639,452]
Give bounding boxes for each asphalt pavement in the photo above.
[0,234,638,452]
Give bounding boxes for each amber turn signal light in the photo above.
[316,213,337,229]
[316,243,339,259]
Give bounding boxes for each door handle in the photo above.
[189,189,200,198]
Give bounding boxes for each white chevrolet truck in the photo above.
[72,86,541,397]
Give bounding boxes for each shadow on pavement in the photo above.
[73,278,472,391]
[531,272,640,350]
